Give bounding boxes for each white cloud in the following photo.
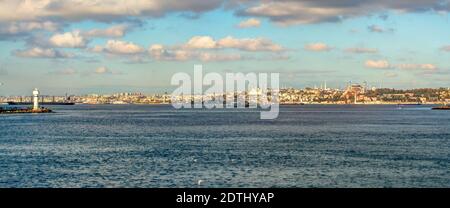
[398,63,438,71]
[365,60,391,69]
[49,31,87,48]
[0,21,61,40]
[83,25,130,38]
[149,44,242,62]
[384,72,398,78]
[149,44,193,61]
[149,35,284,61]
[368,25,384,33]
[304,43,332,52]
[95,66,112,74]
[217,36,283,51]
[242,1,346,25]
[0,0,448,26]
[420,64,438,71]
[93,40,145,55]
[365,61,439,73]
[149,44,168,59]
[0,21,59,35]
[368,25,394,33]
[238,0,450,26]
[184,36,217,49]
[237,18,261,28]
[181,36,284,51]
[14,47,74,58]
[53,66,120,75]
[344,47,378,54]
[440,45,450,52]
[198,53,242,62]
[0,0,224,22]
[91,45,104,53]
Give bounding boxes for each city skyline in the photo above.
[0,0,449,95]
[1,82,450,97]
[2,85,450,106]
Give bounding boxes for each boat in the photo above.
[432,105,450,110]
[397,103,422,106]
[281,103,306,105]
[7,101,75,106]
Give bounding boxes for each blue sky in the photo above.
[0,0,449,95]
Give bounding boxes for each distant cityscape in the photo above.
[1,83,450,105]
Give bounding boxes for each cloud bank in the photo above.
[0,0,447,26]
[237,0,450,25]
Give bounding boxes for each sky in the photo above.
[0,0,449,95]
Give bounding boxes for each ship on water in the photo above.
[397,102,422,106]
[7,101,75,106]
[431,99,450,110]
[7,94,75,106]
[432,105,450,110]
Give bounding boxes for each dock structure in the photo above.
[0,107,52,114]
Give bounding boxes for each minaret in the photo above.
[32,88,40,110]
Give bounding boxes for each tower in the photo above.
[32,88,40,110]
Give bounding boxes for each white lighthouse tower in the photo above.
[32,88,40,110]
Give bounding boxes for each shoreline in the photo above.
[1,103,445,106]
[74,103,442,105]
[0,107,53,114]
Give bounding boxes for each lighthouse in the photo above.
[32,88,40,110]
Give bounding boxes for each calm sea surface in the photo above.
[0,104,449,187]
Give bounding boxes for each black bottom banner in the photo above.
[0,188,446,207]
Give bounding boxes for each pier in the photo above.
[0,107,52,114]
[0,88,53,114]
